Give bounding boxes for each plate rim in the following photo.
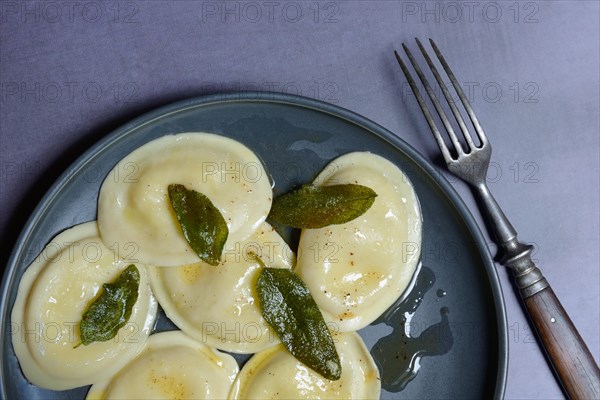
[0,91,508,399]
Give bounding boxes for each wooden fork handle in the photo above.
[498,239,600,399]
[523,286,600,399]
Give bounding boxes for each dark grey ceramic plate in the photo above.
[0,92,507,399]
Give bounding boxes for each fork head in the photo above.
[395,38,492,186]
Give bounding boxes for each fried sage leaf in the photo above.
[79,264,140,346]
[268,184,377,229]
[168,184,228,266]
[255,259,341,380]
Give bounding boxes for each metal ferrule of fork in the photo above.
[499,239,549,298]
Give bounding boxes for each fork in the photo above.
[395,38,600,399]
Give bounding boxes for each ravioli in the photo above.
[10,222,157,390]
[229,331,380,399]
[149,222,294,353]
[97,132,273,267]
[86,331,239,400]
[295,152,422,331]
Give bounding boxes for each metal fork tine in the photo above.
[401,43,465,157]
[394,50,453,163]
[415,38,477,151]
[429,38,488,146]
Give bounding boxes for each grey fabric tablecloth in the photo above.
[1,1,598,398]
